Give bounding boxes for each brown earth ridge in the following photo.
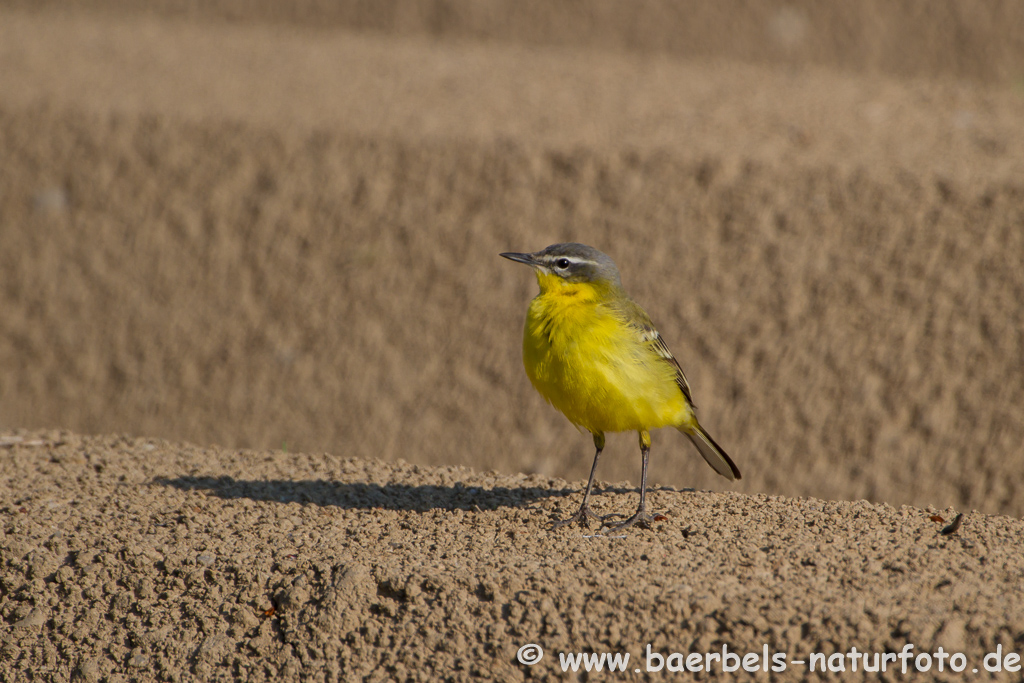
[1,2,1023,681]
[3,432,1024,682]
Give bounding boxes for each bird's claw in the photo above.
[551,504,618,530]
[600,507,665,533]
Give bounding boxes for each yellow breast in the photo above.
[522,281,690,433]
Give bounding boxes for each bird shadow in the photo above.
[153,475,576,513]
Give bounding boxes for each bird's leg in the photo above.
[552,432,613,529]
[603,430,662,532]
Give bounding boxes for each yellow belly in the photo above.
[522,292,691,433]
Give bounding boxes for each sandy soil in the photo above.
[3,432,1024,682]
[1,2,1023,681]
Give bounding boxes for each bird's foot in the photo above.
[601,506,666,533]
[551,504,618,530]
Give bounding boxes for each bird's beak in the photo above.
[499,252,537,266]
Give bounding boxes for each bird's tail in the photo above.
[681,424,741,480]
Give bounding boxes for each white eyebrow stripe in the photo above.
[548,256,592,266]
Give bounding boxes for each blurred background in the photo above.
[1,1,1022,515]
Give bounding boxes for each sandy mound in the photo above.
[3,432,1024,681]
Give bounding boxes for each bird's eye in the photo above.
[555,258,571,269]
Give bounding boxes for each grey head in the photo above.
[499,243,622,286]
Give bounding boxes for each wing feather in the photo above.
[617,299,696,407]
[612,298,741,480]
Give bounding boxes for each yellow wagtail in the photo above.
[501,243,740,531]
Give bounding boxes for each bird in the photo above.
[500,243,740,531]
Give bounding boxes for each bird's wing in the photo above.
[619,299,696,407]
